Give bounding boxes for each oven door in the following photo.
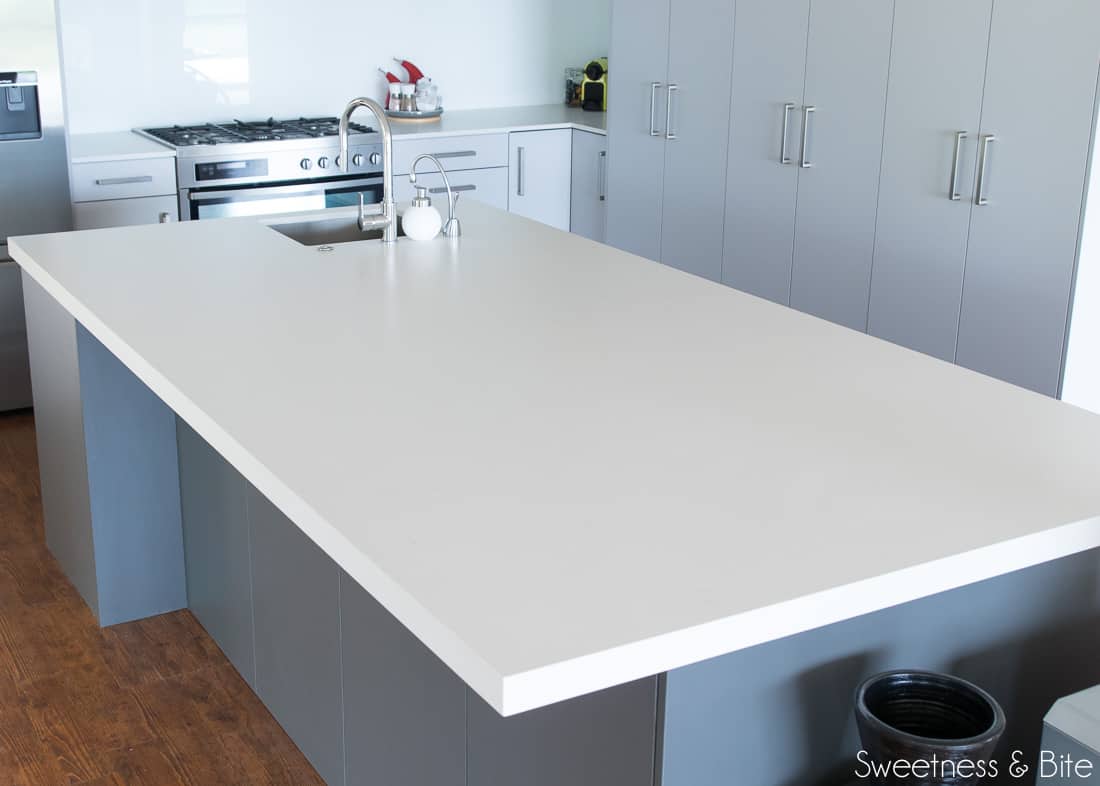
[183,176,385,221]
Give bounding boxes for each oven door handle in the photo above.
[187,178,382,202]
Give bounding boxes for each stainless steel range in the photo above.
[137,117,386,221]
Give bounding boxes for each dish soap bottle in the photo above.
[403,186,442,241]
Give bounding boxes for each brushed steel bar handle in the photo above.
[429,184,476,194]
[649,82,662,136]
[598,150,608,202]
[431,151,476,159]
[975,133,996,206]
[665,84,679,141]
[95,175,153,186]
[517,146,525,197]
[799,106,816,169]
[949,131,967,201]
[780,103,796,164]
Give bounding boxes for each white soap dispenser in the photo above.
[402,186,442,241]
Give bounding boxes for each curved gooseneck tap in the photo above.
[409,154,462,238]
[338,97,397,242]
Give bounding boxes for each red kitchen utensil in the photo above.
[394,58,425,83]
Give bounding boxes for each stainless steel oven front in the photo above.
[180,174,385,221]
[173,136,386,222]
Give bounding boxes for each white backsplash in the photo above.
[57,0,610,133]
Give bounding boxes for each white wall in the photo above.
[57,0,610,133]
[1062,101,1100,415]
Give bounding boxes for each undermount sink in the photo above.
[268,213,405,246]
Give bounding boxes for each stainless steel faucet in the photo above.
[338,97,397,243]
[409,154,462,238]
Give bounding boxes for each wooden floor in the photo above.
[0,410,324,785]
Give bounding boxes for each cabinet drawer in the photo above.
[71,157,177,202]
[73,195,178,230]
[392,134,508,176]
[394,166,508,212]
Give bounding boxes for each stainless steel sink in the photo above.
[268,213,405,246]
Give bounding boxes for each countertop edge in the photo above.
[495,515,1100,715]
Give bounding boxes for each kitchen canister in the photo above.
[854,670,1006,785]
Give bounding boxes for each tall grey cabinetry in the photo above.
[721,0,894,331]
[869,0,1100,396]
[606,0,735,282]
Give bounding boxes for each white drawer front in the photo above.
[394,167,508,212]
[73,195,179,230]
[71,157,177,202]
[392,134,508,176]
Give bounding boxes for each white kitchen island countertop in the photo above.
[11,203,1100,715]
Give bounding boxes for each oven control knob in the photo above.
[369,152,382,166]
[352,153,364,167]
[317,156,329,169]
[299,158,312,171]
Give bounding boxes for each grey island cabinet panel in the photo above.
[249,487,345,786]
[721,0,812,304]
[657,0,736,283]
[955,0,1100,397]
[467,676,659,786]
[176,419,255,686]
[788,0,895,331]
[866,0,993,362]
[340,571,466,786]
[605,0,671,261]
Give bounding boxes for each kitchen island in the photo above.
[11,202,1100,785]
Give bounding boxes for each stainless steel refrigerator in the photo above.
[0,0,72,411]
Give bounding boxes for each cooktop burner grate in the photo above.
[142,117,375,147]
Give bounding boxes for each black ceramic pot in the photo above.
[854,670,1006,786]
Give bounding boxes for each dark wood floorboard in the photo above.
[0,410,325,785]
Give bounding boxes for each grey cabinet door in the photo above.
[721,0,810,304]
[605,0,671,260]
[867,0,992,361]
[788,0,895,331]
[177,420,255,686]
[570,129,608,243]
[340,573,466,786]
[250,488,345,786]
[955,0,1100,396]
[467,677,658,786]
[658,0,736,282]
[0,261,31,411]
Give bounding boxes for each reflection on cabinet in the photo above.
[607,0,735,282]
[570,129,608,242]
[508,129,572,231]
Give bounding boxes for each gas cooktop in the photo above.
[139,117,375,148]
